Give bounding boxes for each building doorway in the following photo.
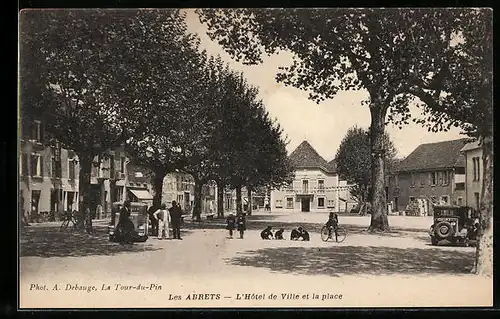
[184,192,190,211]
[31,190,41,215]
[301,198,310,212]
[394,197,399,212]
[67,192,75,211]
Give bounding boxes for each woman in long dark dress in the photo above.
[116,201,136,244]
[236,212,246,239]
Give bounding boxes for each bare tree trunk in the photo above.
[473,136,493,277]
[152,169,166,208]
[235,185,242,215]
[193,178,203,222]
[247,187,252,216]
[217,180,224,218]
[368,105,390,232]
[77,153,93,229]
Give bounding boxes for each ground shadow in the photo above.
[20,224,164,258]
[226,246,474,276]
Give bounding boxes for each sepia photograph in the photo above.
[18,8,493,308]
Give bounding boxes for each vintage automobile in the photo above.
[108,202,149,243]
[429,205,479,246]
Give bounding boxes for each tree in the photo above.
[408,9,493,276]
[335,126,396,207]
[20,10,135,216]
[198,8,465,231]
[122,19,207,209]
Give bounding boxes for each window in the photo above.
[442,171,449,185]
[21,153,29,176]
[31,120,41,142]
[120,157,126,173]
[69,159,76,180]
[30,153,42,177]
[51,156,62,178]
[457,197,463,206]
[286,197,293,209]
[474,192,480,211]
[441,195,449,204]
[472,157,480,181]
[410,173,416,187]
[420,173,426,187]
[318,198,325,208]
[275,199,283,208]
[430,172,437,185]
[318,180,324,192]
[302,180,309,193]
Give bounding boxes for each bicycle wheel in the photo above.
[320,226,330,242]
[333,227,347,243]
[60,220,69,232]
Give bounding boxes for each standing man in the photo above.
[169,200,183,240]
[154,204,170,240]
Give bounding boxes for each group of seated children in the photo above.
[260,226,310,241]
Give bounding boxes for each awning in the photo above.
[129,189,153,200]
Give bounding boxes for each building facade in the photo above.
[161,172,216,214]
[460,141,483,211]
[19,116,154,221]
[270,141,353,213]
[19,117,80,221]
[387,139,468,214]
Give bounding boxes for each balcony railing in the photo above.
[280,187,343,194]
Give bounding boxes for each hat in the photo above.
[229,212,234,216]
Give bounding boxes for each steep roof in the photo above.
[289,141,336,174]
[460,140,481,153]
[394,138,468,172]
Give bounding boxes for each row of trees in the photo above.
[20,9,294,222]
[197,8,493,276]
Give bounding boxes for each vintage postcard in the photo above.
[18,8,493,308]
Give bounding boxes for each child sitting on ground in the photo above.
[260,226,273,240]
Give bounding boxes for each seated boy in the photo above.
[260,226,273,240]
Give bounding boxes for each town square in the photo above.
[18,8,493,308]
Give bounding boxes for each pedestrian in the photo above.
[226,212,236,238]
[154,203,171,240]
[148,204,159,236]
[236,212,246,239]
[116,200,136,244]
[260,226,273,240]
[169,200,183,240]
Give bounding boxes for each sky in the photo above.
[183,9,465,161]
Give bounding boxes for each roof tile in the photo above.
[289,141,336,174]
[395,138,468,172]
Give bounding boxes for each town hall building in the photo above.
[270,141,353,213]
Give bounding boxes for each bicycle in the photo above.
[60,211,78,232]
[60,210,93,234]
[320,225,347,243]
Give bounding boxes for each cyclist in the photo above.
[325,212,339,239]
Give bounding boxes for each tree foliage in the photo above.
[20,9,201,212]
[335,126,396,202]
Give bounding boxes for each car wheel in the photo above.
[435,221,453,239]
